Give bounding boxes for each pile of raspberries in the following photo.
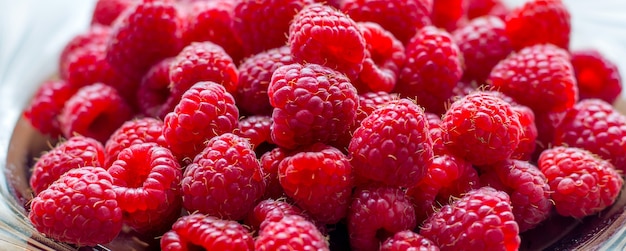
[22,0,626,250]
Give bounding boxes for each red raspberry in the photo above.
[59,83,134,143]
[106,0,184,80]
[347,185,417,251]
[533,110,564,159]
[452,15,512,84]
[288,3,367,81]
[354,22,406,93]
[23,79,77,137]
[136,57,175,118]
[255,215,329,251]
[105,117,168,169]
[380,230,440,251]
[59,24,111,80]
[259,147,290,199]
[538,146,623,218]
[394,26,463,115]
[29,166,123,247]
[91,0,138,26]
[169,41,239,98]
[510,104,537,161]
[571,49,623,104]
[480,160,552,232]
[425,112,446,155]
[278,143,353,224]
[348,99,434,188]
[30,136,105,195]
[431,0,468,32]
[504,0,571,50]
[183,0,244,64]
[160,213,254,251]
[406,153,479,223]
[232,0,314,56]
[553,99,626,173]
[236,115,273,152]
[235,46,294,116]
[244,198,304,233]
[341,0,433,44]
[182,133,265,220]
[467,0,509,20]
[420,187,520,251]
[441,91,522,166]
[162,81,239,160]
[487,44,577,113]
[268,63,358,149]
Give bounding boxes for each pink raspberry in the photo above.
[182,133,265,220]
[268,63,358,149]
[162,81,239,160]
[23,79,77,137]
[160,213,254,250]
[348,99,434,188]
[288,3,367,81]
[394,26,463,115]
[538,146,623,218]
[136,57,175,118]
[380,230,440,251]
[278,143,353,224]
[347,185,417,251]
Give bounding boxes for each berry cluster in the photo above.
[22,0,625,250]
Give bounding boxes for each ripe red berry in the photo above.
[504,0,571,50]
[59,24,111,80]
[259,147,290,199]
[255,215,329,251]
[236,115,273,152]
[394,26,463,115]
[488,44,577,113]
[162,81,239,160]
[380,230,439,251]
[441,91,522,166]
[538,146,623,218]
[160,213,254,251]
[29,166,123,247]
[104,117,166,168]
[182,133,265,220]
[278,143,353,224]
[244,198,304,233]
[347,185,417,251]
[30,136,105,195]
[420,187,520,251]
[571,49,623,104]
[91,0,138,26]
[23,79,77,137]
[289,3,367,81]
[136,57,175,118]
[431,0,468,32]
[467,0,509,20]
[348,98,434,188]
[268,63,358,149]
[59,83,134,143]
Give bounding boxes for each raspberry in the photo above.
[182,133,265,220]
[441,91,522,166]
[394,26,463,115]
[255,215,329,251]
[28,166,123,247]
[278,143,353,224]
[538,146,623,218]
[169,41,239,97]
[136,57,175,118]
[29,136,105,195]
[235,46,294,116]
[160,213,254,251]
[23,79,77,137]
[431,0,468,32]
[259,147,290,199]
[348,98,434,188]
[59,83,134,143]
[406,153,479,223]
[91,0,138,26]
[553,99,626,173]
[268,63,358,149]
[420,187,520,251]
[108,143,182,235]
[106,0,184,80]
[59,24,111,80]
[452,15,512,84]
[347,185,417,251]
[353,22,406,93]
[288,3,367,81]
[488,43,577,114]
[425,111,446,155]
[236,115,274,153]
[162,81,239,160]
[183,0,244,64]
[380,230,439,251]
[510,104,537,161]
[244,198,304,233]
[480,160,552,232]
[340,0,433,44]
[232,0,314,56]
[504,0,571,50]
[571,49,623,104]
[533,110,564,158]
[467,0,509,20]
